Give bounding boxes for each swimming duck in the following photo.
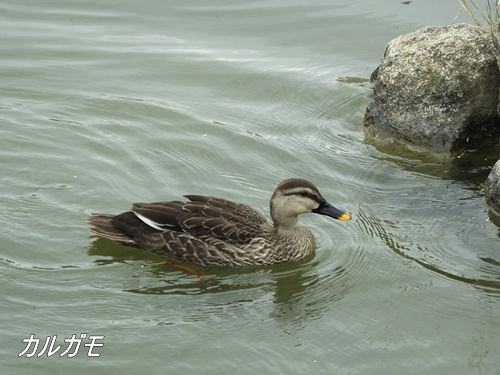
[87,178,351,267]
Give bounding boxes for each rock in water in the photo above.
[485,160,500,213]
[364,24,500,154]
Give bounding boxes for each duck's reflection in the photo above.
[88,238,351,329]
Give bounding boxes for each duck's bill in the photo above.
[314,201,352,220]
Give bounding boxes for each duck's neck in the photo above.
[270,199,301,229]
[272,215,300,230]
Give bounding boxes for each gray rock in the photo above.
[364,24,500,153]
[485,160,500,212]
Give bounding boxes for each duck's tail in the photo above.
[87,213,135,244]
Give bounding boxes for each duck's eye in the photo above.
[299,192,308,197]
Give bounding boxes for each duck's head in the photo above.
[270,178,351,228]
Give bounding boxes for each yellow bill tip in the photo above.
[338,213,352,221]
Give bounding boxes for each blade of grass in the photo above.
[459,0,500,34]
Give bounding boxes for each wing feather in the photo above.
[97,195,274,265]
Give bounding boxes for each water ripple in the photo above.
[353,164,500,291]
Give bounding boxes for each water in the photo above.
[1,1,499,374]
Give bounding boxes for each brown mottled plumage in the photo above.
[87,178,351,267]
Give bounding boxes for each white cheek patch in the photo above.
[133,211,164,231]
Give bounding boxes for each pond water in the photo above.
[1,1,499,374]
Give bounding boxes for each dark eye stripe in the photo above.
[284,191,320,202]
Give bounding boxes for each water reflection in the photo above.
[357,132,500,297]
[88,238,352,330]
[357,203,500,293]
[88,238,154,265]
[268,263,351,332]
[487,210,500,239]
[366,134,499,181]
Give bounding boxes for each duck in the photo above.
[87,178,351,267]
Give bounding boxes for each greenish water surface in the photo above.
[1,1,499,374]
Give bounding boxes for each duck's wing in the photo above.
[130,195,272,245]
[89,196,273,266]
[180,195,272,244]
[130,201,185,232]
[183,195,269,225]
